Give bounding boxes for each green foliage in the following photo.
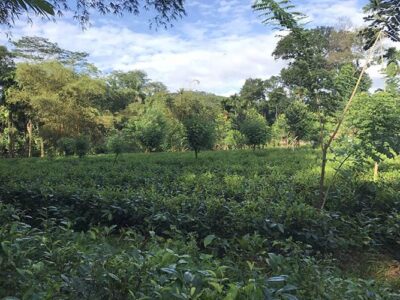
[7,61,105,152]
[334,63,372,103]
[239,109,270,150]
[224,129,246,150]
[0,46,15,99]
[239,78,266,107]
[106,132,127,156]
[135,109,167,152]
[57,137,76,156]
[12,36,89,69]
[348,92,400,162]
[252,0,304,31]
[0,150,399,298]
[284,101,315,142]
[183,115,215,158]
[75,135,90,158]
[164,118,188,151]
[0,0,55,27]
[271,114,289,145]
[106,70,148,111]
[0,0,185,28]
[361,0,400,50]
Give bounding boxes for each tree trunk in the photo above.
[27,120,33,158]
[7,112,14,158]
[373,161,379,182]
[319,146,328,209]
[40,138,45,158]
[195,149,198,159]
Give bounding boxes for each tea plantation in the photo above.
[1,149,399,299]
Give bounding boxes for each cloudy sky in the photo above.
[0,0,386,95]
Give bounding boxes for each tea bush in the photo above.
[0,149,399,298]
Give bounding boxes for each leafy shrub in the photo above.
[107,132,127,155]
[135,110,167,152]
[285,101,316,143]
[57,137,76,156]
[224,129,246,150]
[240,109,270,150]
[0,150,399,298]
[164,119,188,151]
[75,135,90,158]
[183,115,215,158]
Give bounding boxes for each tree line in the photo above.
[1,25,399,164]
[0,36,271,158]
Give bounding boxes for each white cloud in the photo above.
[296,0,365,28]
[2,17,284,95]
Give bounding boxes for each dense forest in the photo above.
[1,0,400,299]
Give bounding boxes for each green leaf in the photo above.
[203,234,216,247]
[209,281,223,293]
[267,275,288,282]
[107,273,121,282]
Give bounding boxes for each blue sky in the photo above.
[1,0,385,95]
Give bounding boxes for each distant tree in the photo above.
[57,137,75,156]
[106,131,127,164]
[264,76,290,123]
[60,75,107,110]
[135,109,167,152]
[144,81,168,97]
[240,78,266,108]
[106,70,149,112]
[171,90,222,122]
[224,129,246,150]
[284,101,315,145]
[170,90,220,158]
[271,114,289,146]
[0,46,15,99]
[164,118,187,152]
[0,46,17,157]
[221,93,242,116]
[334,63,372,104]
[7,61,105,157]
[0,0,185,28]
[183,115,215,158]
[75,135,90,158]
[12,37,89,68]
[239,109,270,150]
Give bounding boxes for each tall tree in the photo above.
[12,36,90,70]
[253,0,385,208]
[0,46,14,107]
[106,70,149,112]
[0,46,17,157]
[240,78,266,107]
[264,76,289,123]
[7,61,106,156]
